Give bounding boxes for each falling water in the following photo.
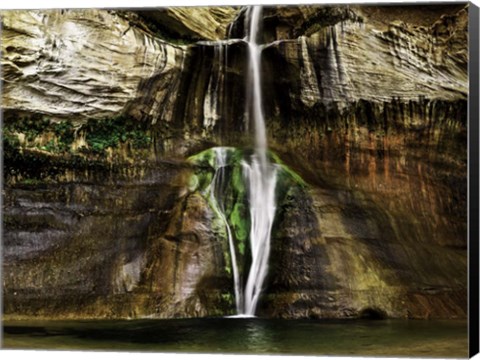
[241,5,278,316]
[210,147,243,313]
[207,6,277,317]
[204,44,225,131]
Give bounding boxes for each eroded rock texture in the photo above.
[1,4,469,320]
[3,163,234,319]
[136,7,239,41]
[1,9,186,121]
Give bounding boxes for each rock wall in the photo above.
[136,7,239,41]
[256,5,467,319]
[3,162,234,319]
[262,153,467,319]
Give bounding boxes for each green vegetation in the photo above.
[188,146,233,169]
[270,152,307,188]
[53,121,75,151]
[188,147,250,277]
[188,146,308,278]
[5,114,51,141]
[3,114,151,156]
[220,293,234,305]
[18,178,43,186]
[228,164,249,256]
[3,132,21,154]
[3,116,76,153]
[82,116,150,155]
[230,202,248,255]
[2,113,152,184]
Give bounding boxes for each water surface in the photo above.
[2,318,467,357]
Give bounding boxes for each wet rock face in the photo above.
[3,163,233,319]
[260,6,467,112]
[256,6,467,321]
[1,4,469,320]
[261,168,467,319]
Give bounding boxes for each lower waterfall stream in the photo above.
[210,147,243,313]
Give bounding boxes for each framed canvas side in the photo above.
[0,1,476,357]
[469,1,480,357]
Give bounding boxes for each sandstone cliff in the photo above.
[1,9,186,121]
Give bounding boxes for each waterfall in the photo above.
[210,148,243,313]
[241,5,278,316]
[204,44,225,131]
[207,6,277,317]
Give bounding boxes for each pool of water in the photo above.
[2,318,468,357]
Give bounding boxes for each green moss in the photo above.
[187,171,213,196]
[188,174,199,192]
[200,173,214,193]
[188,149,213,167]
[227,159,250,258]
[220,292,234,305]
[53,121,75,151]
[230,162,245,191]
[188,146,307,283]
[189,147,249,278]
[3,113,150,158]
[188,147,223,168]
[270,152,308,188]
[190,146,307,231]
[82,116,150,155]
[230,203,248,240]
[229,202,248,256]
[4,114,50,141]
[18,178,43,185]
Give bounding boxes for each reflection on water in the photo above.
[2,318,468,358]
[244,320,278,353]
